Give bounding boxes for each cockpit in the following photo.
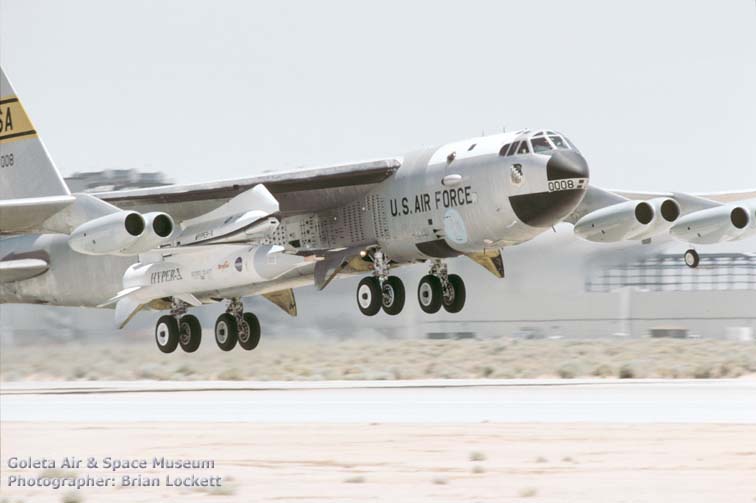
[499,130,577,157]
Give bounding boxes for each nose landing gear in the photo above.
[355,250,406,316]
[418,261,466,314]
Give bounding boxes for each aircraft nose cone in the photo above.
[508,150,589,228]
[547,150,589,181]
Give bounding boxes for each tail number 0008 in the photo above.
[547,179,574,192]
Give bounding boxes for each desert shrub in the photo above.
[592,364,613,377]
[218,368,245,381]
[519,487,538,498]
[469,451,486,462]
[618,363,637,379]
[557,362,580,378]
[693,364,712,379]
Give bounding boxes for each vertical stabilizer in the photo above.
[1,67,73,232]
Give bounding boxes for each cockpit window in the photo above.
[507,142,520,156]
[516,141,530,154]
[499,144,510,156]
[549,135,567,148]
[531,137,552,153]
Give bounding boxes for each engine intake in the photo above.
[574,197,680,242]
[69,211,174,256]
[670,204,753,244]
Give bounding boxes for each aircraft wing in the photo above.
[0,257,48,282]
[564,186,756,225]
[563,185,756,245]
[96,158,401,222]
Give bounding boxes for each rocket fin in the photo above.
[97,286,142,308]
[173,293,202,307]
[114,297,144,329]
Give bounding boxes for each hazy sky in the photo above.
[1,0,755,192]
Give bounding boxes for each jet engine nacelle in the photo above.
[574,197,680,242]
[68,211,174,256]
[119,212,175,255]
[670,204,755,244]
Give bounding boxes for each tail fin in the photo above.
[1,67,73,232]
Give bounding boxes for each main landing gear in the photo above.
[355,253,466,316]
[356,250,406,316]
[155,300,202,354]
[154,297,261,354]
[214,298,261,352]
[417,261,466,314]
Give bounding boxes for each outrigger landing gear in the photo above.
[684,249,700,269]
[155,299,201,354]
[417,261,466,314]
[356,250,406,316]
[214,298,261,351]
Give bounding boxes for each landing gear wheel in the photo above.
[356,276,382,316]
[155,315,179,354]
[417,275,443,314]
[684,249,700,268]
[381,276,405,315]
[178,314,202,353]
[442,274,466,314]
[214,313,238,351]
[238,312,261,351]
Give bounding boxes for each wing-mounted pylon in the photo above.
[174,184,280,246]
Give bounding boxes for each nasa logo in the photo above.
[234,257,243,272]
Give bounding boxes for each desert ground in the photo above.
[2,337,756,382]
[2,422,755,503]
[3,338,756,502]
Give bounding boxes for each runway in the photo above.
[2,379,755,423]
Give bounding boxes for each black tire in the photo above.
[443,274,466,313]
[356,276,382,316]
[238,312,261,351]
[178,314,202,353]
[214,313,238,351]
[155,315,179,354]
[381,276,406,315]
[684,249,700,268]
[417,275,443,314]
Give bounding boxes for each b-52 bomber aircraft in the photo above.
[2,67,755,353]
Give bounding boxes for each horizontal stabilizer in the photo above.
[0,258,48,282]
[0,195,75,234]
